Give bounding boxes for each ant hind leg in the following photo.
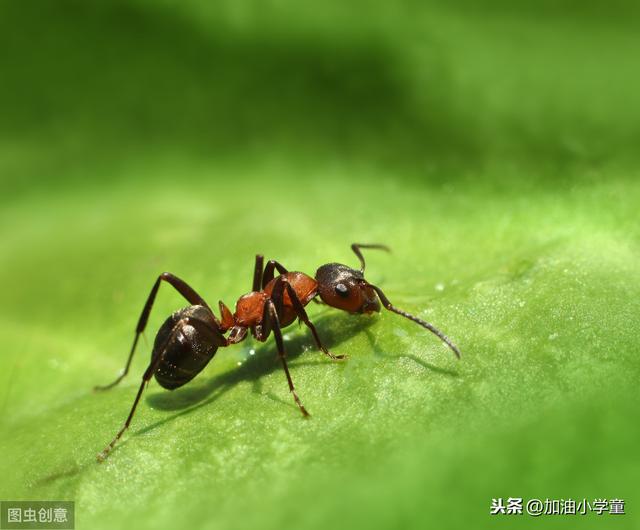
[261,260,289,289]
[97,316,195,461]
[94,272,212,391]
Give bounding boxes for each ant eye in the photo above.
[335,283,349,297]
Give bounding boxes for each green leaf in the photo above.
[1,1,639,529]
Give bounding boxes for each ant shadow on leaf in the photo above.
[137,311,458,439]
[32,313,361,486]
[362,328,460,377]
[33,310,460,482]
[138,313,375,430]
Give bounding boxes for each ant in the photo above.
[94,244,461,461]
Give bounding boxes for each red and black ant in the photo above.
[95,244,461,461]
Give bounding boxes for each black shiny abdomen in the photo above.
[151,305,225,390]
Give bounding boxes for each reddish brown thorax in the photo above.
[264,272,317,303]
[233,291,268,326]
[230,272,318,328]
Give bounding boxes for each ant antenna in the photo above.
[351,243,391,273]
[367,283,461,359]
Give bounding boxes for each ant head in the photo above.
[314,244,461,359]
[315,263,380,314]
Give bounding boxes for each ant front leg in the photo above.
[272,278,346,361]
[259,296,309,417]
[94,272,213,391]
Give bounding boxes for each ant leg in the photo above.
[277,279,346,361]
[260,297,309,417]
[248,255,266,338]
[350,243,391,273]
[228,325,248,344]
[94,272,212,391]
[97,316,193,461]
[261,260,288,289]
[252,254,264,292]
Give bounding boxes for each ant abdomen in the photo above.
[152,305,225,390]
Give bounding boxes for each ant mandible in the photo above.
[95,243,461,461]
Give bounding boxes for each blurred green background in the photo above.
[1,1,639,529]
